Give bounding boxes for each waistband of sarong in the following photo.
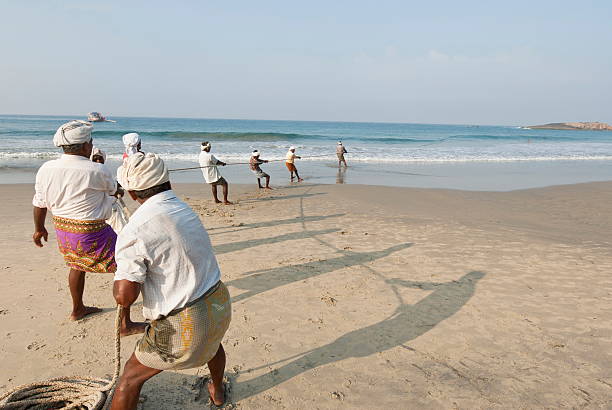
[164,281,222,318]
[52,216,108,234]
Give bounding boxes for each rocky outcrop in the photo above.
[526,122,612,131]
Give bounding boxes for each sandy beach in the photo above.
[1,181,611,409]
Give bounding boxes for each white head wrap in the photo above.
[338,141,343,145]
[53,120,93,147]
[201,141,211,151]
[122,133,141,157]
[90,146,107,162]
[117,152,170,191]
[251,150,260,157]
[289,146,296,151]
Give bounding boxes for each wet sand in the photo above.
[0,181,611,408]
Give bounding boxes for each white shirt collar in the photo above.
[138,189,177,208]
[60,154,90,161]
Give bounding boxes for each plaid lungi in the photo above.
[135,281,232,370]
[53,216,117,273]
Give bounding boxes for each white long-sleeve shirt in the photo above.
[198,151,222,183]
[32,154,117,220]
[114,190,221,320]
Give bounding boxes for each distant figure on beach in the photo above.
[285,146,303,182]
[122,133,142,160]
[250,150,272,189]
[336,141,348,167]
[199,141,232,204]
[112,153,232,409]
[31,120,143,335]
[90,146,106,164]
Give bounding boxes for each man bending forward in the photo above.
[112,152,232,409]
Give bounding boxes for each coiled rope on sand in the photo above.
[0,306,122,410]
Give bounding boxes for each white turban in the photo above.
[53,120,93,147]
[201,141,211,151]
[90,146,107,162]
[122,133,141,156]
[117,152,169,191]
[289,146,296,151]
[251,150,260,157]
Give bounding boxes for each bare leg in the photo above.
[120,306,147,337]
[211,184,221,203]
[222,182,232,205]
[264,175,272,189]
[294,169,303,182]
[207,344,227,406]
[257,178,263,189]
[111,354,162,410]
[68,268,101,321]
[343,159,348,167]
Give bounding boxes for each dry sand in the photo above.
[1,181,611,409]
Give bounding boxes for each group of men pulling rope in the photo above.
[30,120,232,409]
[23,120,350,409]
[197,140,349,203]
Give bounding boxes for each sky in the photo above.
[1,0,611,125]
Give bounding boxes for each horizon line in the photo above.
[0,112,525,128]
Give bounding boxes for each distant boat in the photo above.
[87,112,116,123]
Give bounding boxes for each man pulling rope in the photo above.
[112,152,232,409]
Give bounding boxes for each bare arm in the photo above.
[113,280,142,307]
[32,206,48,247]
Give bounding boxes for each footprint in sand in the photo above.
[26,341,46,351]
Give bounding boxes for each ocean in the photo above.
[2,114,612,190]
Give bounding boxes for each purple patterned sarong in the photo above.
[53,216,117,273]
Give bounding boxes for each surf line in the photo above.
[168,154,334,172]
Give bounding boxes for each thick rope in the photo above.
[0,306,122,410]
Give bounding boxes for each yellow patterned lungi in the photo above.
[135,281,232,370]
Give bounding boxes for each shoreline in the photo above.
[2,158,612,191]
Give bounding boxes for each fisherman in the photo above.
[122,133,142,160]
[250,150,272,189]
[112,152,232,409]
[285,146,303,182]
[90,146,107,164]
[336,141,348,167]
[199,141,232,204]
[32,120,144,335]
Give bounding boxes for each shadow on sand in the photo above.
[226,243,412,304]
[232,271,485,401]
[213,228,340,255]
[240,192,325,203]
[207,213,345,235]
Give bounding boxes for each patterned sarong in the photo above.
[135,281,232,370]
[53,216,117,273]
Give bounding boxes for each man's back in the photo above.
[115,190,220,320]
[33,154,116,220]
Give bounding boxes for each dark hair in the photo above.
[132,181,172,199]
[62,143,86,154]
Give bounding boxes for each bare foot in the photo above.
[214,200,222,204]
[70,306,102,321]
[208,381,225,406]
[265,186,273,190]
[298,178,304,182]
[120,321,147,337]
[223,201,233,205]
